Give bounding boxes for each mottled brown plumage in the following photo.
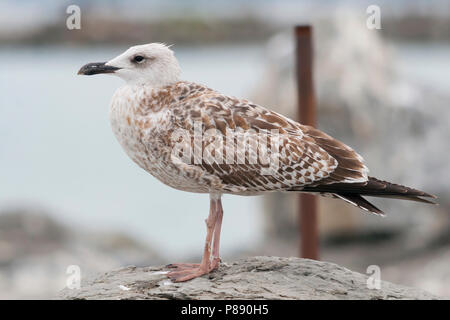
[109,80,436,215]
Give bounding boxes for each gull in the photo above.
[78,43,436,282]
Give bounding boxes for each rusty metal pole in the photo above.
[295,25,319,260]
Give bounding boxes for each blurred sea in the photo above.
[0,42,449,260]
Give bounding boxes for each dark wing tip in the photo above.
[335,194,385,216]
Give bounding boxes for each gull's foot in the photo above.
[167,266,209,282]
[165,261,220,282]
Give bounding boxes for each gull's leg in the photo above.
[166,196,218,282]
[209,198,223,271]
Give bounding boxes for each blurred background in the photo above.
[0,0,449,299]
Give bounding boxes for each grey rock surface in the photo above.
[58,256,439,300]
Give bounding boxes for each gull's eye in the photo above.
[133,55,145,63]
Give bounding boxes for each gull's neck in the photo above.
[125,79,178,88]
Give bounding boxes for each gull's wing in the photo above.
[168,85,368,194]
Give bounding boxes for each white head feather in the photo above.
[106,43,181,87]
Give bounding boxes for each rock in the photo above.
[58,256,439,300]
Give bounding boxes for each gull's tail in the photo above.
[300,177,437,215]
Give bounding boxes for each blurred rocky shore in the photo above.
[2,205,449,299]
[0,207,163,299]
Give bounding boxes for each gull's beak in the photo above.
[77,62,121,75]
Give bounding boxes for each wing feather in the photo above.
[167,83,366,194]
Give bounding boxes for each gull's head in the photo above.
[77,43,181,87]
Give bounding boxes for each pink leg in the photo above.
[167,196,221,282]
[210,198,223,270]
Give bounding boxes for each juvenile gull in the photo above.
[78,43,436,282]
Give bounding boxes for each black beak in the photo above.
[77,62,121,75]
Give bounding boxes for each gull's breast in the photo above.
[108,86,209,193]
